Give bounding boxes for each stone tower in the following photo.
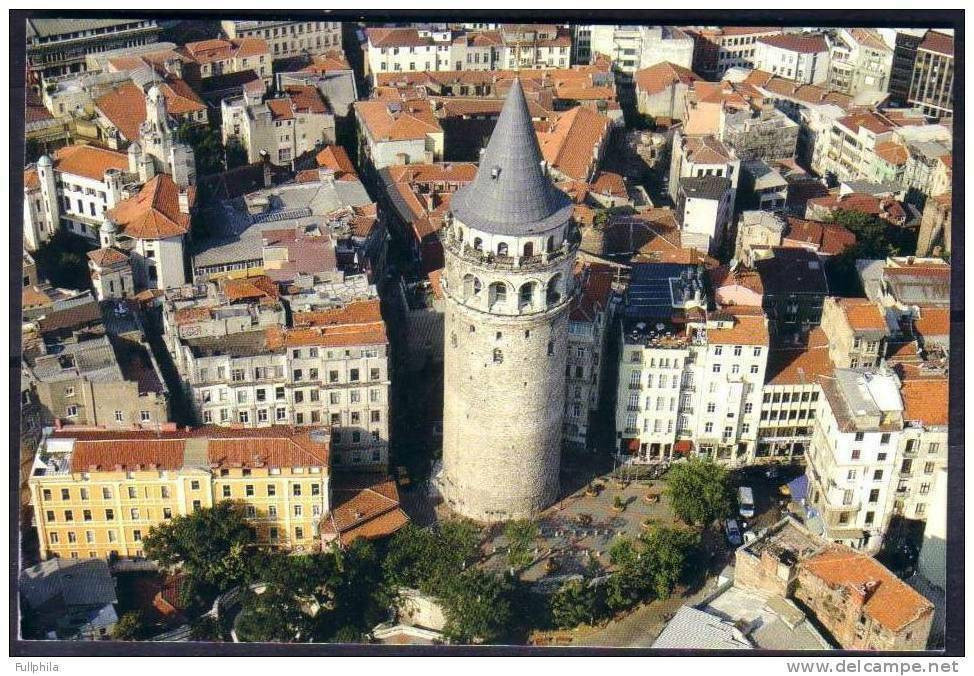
[139,85,196,188]
[438,79,579,522]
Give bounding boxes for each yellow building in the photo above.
[29,426,331,560]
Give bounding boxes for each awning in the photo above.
[625,438,640,453]
[673,440,693,455]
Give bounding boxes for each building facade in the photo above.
[907,31,954,119]
[221,20,342,62]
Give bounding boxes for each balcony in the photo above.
[628,384,643,391]
[623,427,639,435]
[626,405,641,412]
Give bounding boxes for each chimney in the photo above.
[178,188,190,214]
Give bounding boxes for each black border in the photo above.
[8,8,964,658]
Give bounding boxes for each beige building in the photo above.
[221,20,342,62]
[181,37,272,84]
[222,84,336,166]
[354,99,444,170]
[820,297,890,369]
[29,426,331,559]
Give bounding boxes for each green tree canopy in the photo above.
[550,578,600,629]
[504,519,539,572]
[382,520,481,596]
[664,459,732,527]
[112,610,149,641]
[441,568,513,644]
[234,586,309,643]
[142,501,255,591]
[604,526,699,612]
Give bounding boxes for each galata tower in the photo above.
[438,79,578,522]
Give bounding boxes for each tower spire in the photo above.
[449,78,571,235]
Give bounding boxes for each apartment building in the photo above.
[29,426,331,559]
[668,132,741,207]
[354,99,444,171]
[634,62,701,122]
[827,28,894,98]
[915,192,951,258]
[222,83,336,166]
[364,25,571,84]
[168,297,391,472]
[220,20,342,62]
[820,297,890,369]
[720,105,800,163]
[884,29,927,107]
[751,246,829,332]
[686,26,781,80]
[180,37,272,85]
[907,31,954,119]
[805,367,904,551]
[675,175,735,255]
[26,18,161,86]
[587,25,694,78]
[754,33,831,85]
[615,263,768,466]
[95,79,208,147]
[564,263,617,451]
[894,377,948,523]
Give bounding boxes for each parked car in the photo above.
[738,486,755,519]
[724,519,743,547]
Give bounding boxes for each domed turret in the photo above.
[99,214,118,248]
[37,154,53,168]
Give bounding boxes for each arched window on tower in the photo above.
[473,237,483,251]
[546,235,555,253]
[497,242,509,257]
[547,274,562,305]
[523,241,534,258]
[463,274,482,299]
[488,282,507,309]
[519,281,536,310]
[493,348,503,364]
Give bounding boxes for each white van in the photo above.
[738,486,755,518]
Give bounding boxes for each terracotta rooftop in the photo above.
[707,309,770,346]
[765,327,833,385]
[269,300,387,349]
[836,110,896,136]
[300,50,352,73]
[321,474,409,547]
[108,174,193,240]
[571,262,615,322]
[590,171,627,197]
[292,299,383,328]
[899,377,948,427]
[912,305,950,338]
[800,546,934,634]
[95,81,205,142]
[52,145,128,182]
[22,285,53,310]
[221,275,279,302]
[919,30,954,57]
[87,247,129,267]
[181,37,268,64]
[367,27,437,48]
[537,106,610,181]
[834,298,887,332]
[634,61,701,96]
[808,193,906,224]
[783,217,856,256]
[710,264,765,296]
[873,141,910,166]
[24,168,40,191]
[682,134,734,165]
[354,99,442,142]
[315,145,357,179]
[758,32,829,54]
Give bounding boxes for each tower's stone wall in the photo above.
[440,235,577,522]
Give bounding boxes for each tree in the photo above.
[664,459,732,527]
[504,519,539,573]
[112,611,148,641]
[188,615,221,642]
[225,136,248,170]
[142,501,256,591]
[441,568,512,644]
[637,526,699,600]
[234,586,309,643]
[382,520,481,596]
[177,121,229,177]
[33,229,94,291]
[550,578,600,629]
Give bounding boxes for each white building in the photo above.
[220,20,342,62]
[668,131,741,207]
[806,368,904,552]
[588,25,694,77]
[222,83,336,166]
[686,26,784,80]
[827,28,894,98]
[364,25,571,84]
[675,175,735,255]
[754,33,831,85]
[615,263,769,466]
[354,99,444,170]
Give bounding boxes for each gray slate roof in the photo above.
[679,175,732,201]
[20,558,117,609]
[652,605,753,650]
[449,78,572,236]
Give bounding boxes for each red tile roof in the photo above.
[634,61,701,96]
[95,81,205,142]
[24,168,40,190]
[107,174,192,240]
[52,145,128,182]
[919,30,954,57]
[765,327,833,385]
[182,37,269,64]
[707,309,770,346]
[270,300,387,349]
[783,217,856,256]
[355,99,442,142]
[899,378,948,426]
[571,262,615,322]
[801,546,934,633]
[321,474,409,546]
[834,298,887,331]
[537,106,610,181]
[758,32,829,54]
[315,145,357,179]
[87,247,129,267]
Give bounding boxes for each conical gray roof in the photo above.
[450,79,572,236]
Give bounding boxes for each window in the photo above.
[163,508,172,519]
[714,346,723,356]
[140,410,151,423]
[134,530,142,542]
[103,487,112,500]
[66,405,79,418]
[295,526,304,539]
[704,422,714,433]
[293,484,302,497]
[852,449,861,460]
[350,368,360,382]
[855,432,865,442]
[106,509,115,521]
[246,485,254,497]
[733,346,742,356]
[268,505,278,518]
[924,462,935,474]
[222,485,231,498]
[114,410,124,422]
[869,489,880,503]
[294,505,303,517]
[191,481,200,490]
[130,508,140,519]
[873,470,883,481]
[311,483,321,496]
[880,433,890,445]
